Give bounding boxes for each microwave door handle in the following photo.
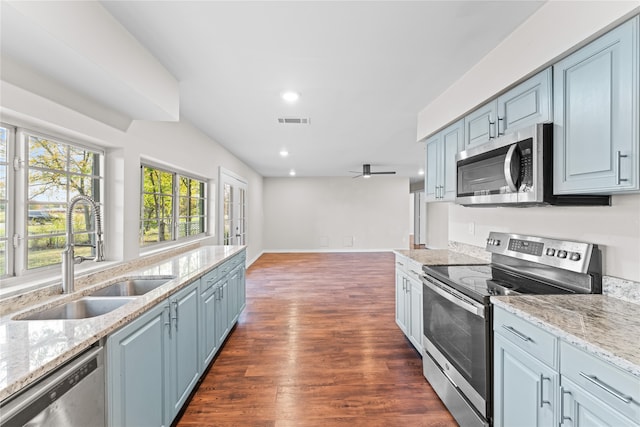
[504,144,521,192]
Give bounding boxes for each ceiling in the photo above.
[1,1,545,182]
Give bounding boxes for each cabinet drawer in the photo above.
[493,306,557,368]
[561,341,640,423]
[395,254,409,273]
[200,267,219,292]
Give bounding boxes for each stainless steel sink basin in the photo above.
[16,297,136,321]
[89,276,175,297]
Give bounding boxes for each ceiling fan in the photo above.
[350,164,396,179]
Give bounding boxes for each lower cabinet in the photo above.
[494,333,557,427]
[108,250,247,427]
[395,254,423,353]
[494,305,640,427]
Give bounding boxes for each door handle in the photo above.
[539,375,551,408]
[560,387,572,424]
[503,144,521,192]
[172,300,178,330]
[488,116,496,139]
[497,116,505,136]
[164,304,172,338]
[616,151,629,185]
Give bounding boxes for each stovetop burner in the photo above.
[423,264,575,302]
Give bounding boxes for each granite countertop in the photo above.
[394,249,488,266]
[492,294,640,378]
[0,245,245,402]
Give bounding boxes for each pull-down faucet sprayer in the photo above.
[61,195,104,293]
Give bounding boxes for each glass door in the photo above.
[219,169,247,246]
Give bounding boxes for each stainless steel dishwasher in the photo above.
[0,344,105,427]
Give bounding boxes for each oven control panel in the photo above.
[485,232,597,274]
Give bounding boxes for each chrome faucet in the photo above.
[61,195,104,293]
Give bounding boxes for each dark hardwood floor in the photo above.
[177,252,456,426]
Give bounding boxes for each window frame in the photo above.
[0,124,105,284]
[139,162,208,249]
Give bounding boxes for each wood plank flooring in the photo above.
[177,252,456,427]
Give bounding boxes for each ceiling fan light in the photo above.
[281,91,300,103]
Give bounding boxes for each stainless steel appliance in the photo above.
[421,232,602,426]
[0,345,105,427]
[455,123,610,206]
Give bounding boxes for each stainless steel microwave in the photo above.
[455,123,610,206]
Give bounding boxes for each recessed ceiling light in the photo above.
[281,91,300,103]
[289,169,296,176]
[280,149,289,157]
[418,168,425,176]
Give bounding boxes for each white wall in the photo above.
[1,81,265,265]
[263,177,410,251]
[425,202,450,249]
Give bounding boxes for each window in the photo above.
[140,164,206,247]
[0,124,104,281]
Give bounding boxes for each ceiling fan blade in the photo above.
[371,171,396,175]
[352,174,363,179]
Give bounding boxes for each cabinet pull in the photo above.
[488,116,496,139]
[616,151,629,185]
[172,300,179,330]
[497,116,504,136]
[579,372,633,403]
[164,304,172,338]
[501,325,533,342]
[560,387,572,424]
[539,375,551,408]
[410,270,421,277]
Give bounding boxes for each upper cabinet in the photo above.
[464,68,552,148]
[553,16,639,195]
[425,119,464,202]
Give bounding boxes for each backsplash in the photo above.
[448,240,491,261]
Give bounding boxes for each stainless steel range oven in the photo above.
[421,232,602,426]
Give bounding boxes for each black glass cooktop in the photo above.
[423,264,575,302]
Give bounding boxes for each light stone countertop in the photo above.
[394,249,488,266]
[0,245,245,402]
[492,295,640,378]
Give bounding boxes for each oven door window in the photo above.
[423,283,487,401]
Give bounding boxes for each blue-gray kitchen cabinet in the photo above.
[199,267,220,371]
[493,306,558,427]
[166,281,200,422]
[424,119,464,202]
[464,68,552,148]
[553,16,639,195]
[107,300,170,427]
[107,279,200,427]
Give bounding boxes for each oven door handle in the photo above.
[504,143,521,192]
[422,276,485,318]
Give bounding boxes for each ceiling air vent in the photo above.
[277,117,310,125]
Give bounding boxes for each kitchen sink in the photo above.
[16,297,136,321]
[88,276,175,297]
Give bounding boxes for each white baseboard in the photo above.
[262,248,396,253]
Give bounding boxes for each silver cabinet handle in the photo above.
[579,372,633,403]
[164,303,172,338]
[560,387,571,424]
[616,151,629,185]
[501,325,533,342]
[539,374,551,408]
[410,270,421,277]
[497,116,505,136]
[488,116,496,139]
[172,300,178,330]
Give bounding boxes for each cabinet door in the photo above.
[167,282,200,421]
[107,302,170,427]
[494,334,557,427]
[497,68,552,135]
[554,17,639,194]
[228,266,240,324]
[441,119,464,201]
[200,286,217,370]
[395,269,408,334]
[560,377,637,427]
[424,135,439,202]
[407,275,423,352]
[215,281,230,347]
[464,100,497,147]
[238,265,246,314]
